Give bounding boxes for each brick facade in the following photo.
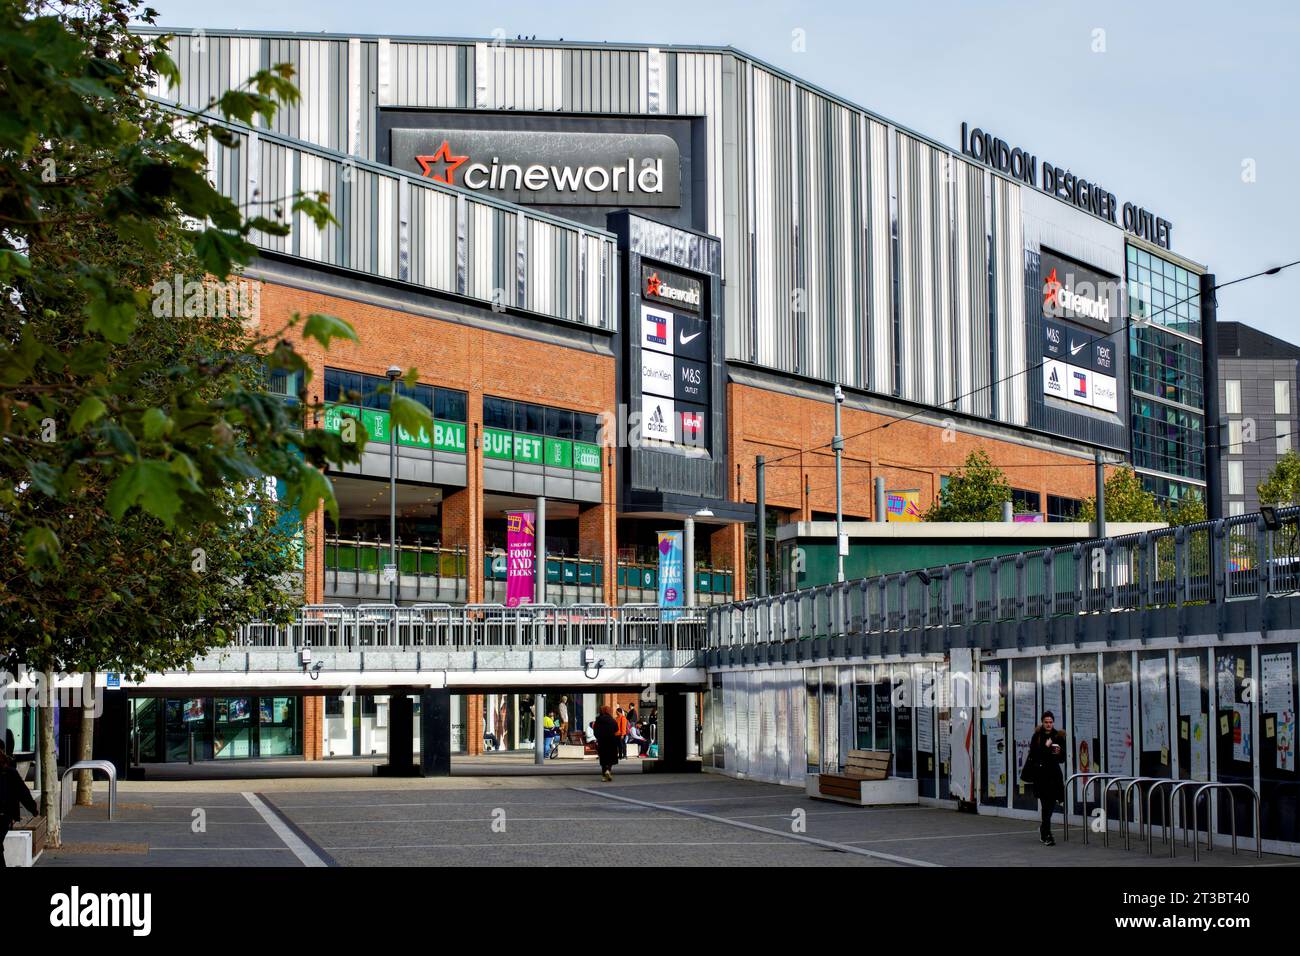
[728,381,1098,523]
[302,695,324,761]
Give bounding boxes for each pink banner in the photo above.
[506,510,536,607]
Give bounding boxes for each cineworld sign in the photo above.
[391,128,681,207]
[959,122,1173,249]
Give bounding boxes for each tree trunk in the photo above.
[39,672,62,848]
[76,670,96,806]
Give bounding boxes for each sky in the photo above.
[141,0,1300,344]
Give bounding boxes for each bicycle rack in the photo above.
[1121,777,1171,850]
[1145,778,1188,855]
[60,759,118,820]
[1063,772,1124,844]
[1189,783,1261,862]
[1101,776,1145,847]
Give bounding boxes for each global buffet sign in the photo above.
[390,128,681,207]
[959,122,1173,250]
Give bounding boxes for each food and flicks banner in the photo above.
[657,530,684,621]
[506,511,536,607]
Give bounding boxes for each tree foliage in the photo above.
[0,0,433,677]
[924,449,1016,522]
[1258,450,1300,506]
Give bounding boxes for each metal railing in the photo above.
[325,536,469,603]
[237,603,708,652]
[706,508,1300,648]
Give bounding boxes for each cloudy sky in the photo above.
[143,0,1300,343]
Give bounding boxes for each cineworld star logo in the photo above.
[416,138,665,195]
[644,270,702,308]
[1044,267,1110,325]
[415,141,469,185]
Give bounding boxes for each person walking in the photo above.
[615,707,629,760]
[593,705,620,782]
[1024,710,1067,846]
[0,743,38,868]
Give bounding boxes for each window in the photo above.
[515,402,544,435]
[1276,380,1291,416]
[544,407,573,439]
[1130,397,1205,481]
[575,412,600,444]
[1046,494,1083,522]
[1228,460,1244,496]
[435,388,467,423]
[1228,420,1243,455]
[1278,420,1292,455]
[1229,500,1246,517]
[1225,380,1241,415]
[1128,324,1204,409]
[483,396,514,430]
[1011,488,1041,515]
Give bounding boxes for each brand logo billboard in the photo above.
[391,128,681,207]
[1040,249,1122,333]
[640,349,675,399]
[641,304,673,354]
[1071,368,1090,400]
[641,265,702,312]
[1043,359,1068,399]
[641,394,675,443]
[675,357,709,404]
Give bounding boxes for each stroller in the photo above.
[544,728,561,759]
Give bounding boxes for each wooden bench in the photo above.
[808,750,919,806]
[4,815,46,867]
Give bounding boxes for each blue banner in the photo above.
[657,530,684,621]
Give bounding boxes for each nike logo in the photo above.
[679,330,702,345]
[1070,341,1088,355]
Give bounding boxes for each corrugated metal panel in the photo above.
[953,162,992,418]
[376,175,397,279]
[297,153,333,264]
[993,178,1027,426]
[565,48,641,113]
[476,44,562,111]
[867,119,891,395]
[748,67,792,374]
[390,42,459,108]
[409,186,456,292]
[676,52,725,240]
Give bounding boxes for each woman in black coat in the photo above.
[0,746,38,868]
[593,705,620,782]
[1026,711,1067,846]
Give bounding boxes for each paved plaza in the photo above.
[35,762,1300,868]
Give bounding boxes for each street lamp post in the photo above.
[386,365,402,605]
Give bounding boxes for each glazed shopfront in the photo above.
[130,695,304,762]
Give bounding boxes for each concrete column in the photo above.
[419,688,451,776]
[534,691,546,766]
[466,693,484,755]
[875,477,887,523]
[534,496,547,604]
[303,695,325,761]
[684,516,695,607]
[376,691,417,777]
[685,691,699,757]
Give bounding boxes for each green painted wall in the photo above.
[780,536,1087,589]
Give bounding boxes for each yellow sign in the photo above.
[886,489,923,522]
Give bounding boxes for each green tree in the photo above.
[0,1,435,840]
[1258,450,1300,505]
[924,449,1014,521]
[1077,466,1164,524]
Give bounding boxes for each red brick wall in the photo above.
[728,380,1098,521]
[579,501,617,604]
[252,280,618,601]
[302,695,324,761]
